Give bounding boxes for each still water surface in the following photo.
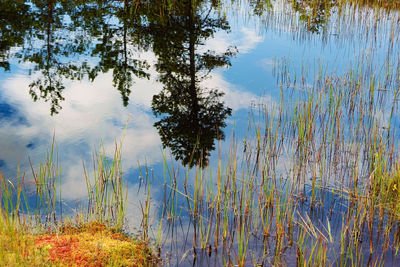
[1,0,400,265]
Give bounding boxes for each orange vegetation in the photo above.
[28,222,152,267]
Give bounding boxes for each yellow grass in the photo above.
[0,221,153,267]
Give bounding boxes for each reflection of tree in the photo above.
[290,0,399,34]
[26,1,66,114]
[1,0,397,116]
[153,89,231,167]
[0,2,33,71]
[20,0,91,114]
[78,0,150,106]
[290,0,335,33]
[246,0,273,16]
[2,0,235,166]
[2,0,150,114]
[27,0,150,114]
[145,0,235,167]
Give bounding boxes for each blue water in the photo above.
[0,1,399,265]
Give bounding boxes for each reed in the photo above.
[84,141,127,231]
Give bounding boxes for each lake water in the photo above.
[1,0,400,265]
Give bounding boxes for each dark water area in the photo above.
[1,0,400,266]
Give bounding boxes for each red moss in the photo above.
[31,222,153,266]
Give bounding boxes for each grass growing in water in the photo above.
[1,1,399,265]
[143,38,400,265]
[0,141,155,266]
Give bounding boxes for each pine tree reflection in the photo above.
[145,0,236,167]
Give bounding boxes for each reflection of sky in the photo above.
[0,25,269,202]
[0,7,399,265]
[0,5,399,207]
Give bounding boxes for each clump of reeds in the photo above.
[30,138,61,226]
[84,141,128,231]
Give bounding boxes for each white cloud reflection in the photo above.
[1,68,162,199]
[0,27,268,201]
[202,26,264,55]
